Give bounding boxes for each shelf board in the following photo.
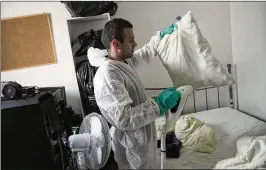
[67,13,110,23]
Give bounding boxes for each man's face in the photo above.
[120,28,137,59]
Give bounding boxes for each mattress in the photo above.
[155,107,266,169]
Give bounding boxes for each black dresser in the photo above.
[1,87,72,170]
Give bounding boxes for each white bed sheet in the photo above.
[155,107,266,169]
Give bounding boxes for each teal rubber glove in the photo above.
[154,87,181,116]
[159,24,177,39]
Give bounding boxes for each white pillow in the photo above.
[157,11,235,89]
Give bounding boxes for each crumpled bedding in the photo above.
[174,115,215,154]
[214,135,266,169]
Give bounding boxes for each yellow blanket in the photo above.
[175,115,215,153]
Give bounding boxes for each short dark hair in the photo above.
[101,18,133,50]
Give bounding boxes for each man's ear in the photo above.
[111,39,121,51]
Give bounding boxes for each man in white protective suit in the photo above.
[93,18,180,169]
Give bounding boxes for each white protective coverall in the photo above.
[89,32,162,169]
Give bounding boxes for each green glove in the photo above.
[159,24,177,39]
[154,87,181,116]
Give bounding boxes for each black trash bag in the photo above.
[76,60,97,97]
[76,60,101,115]
[71,29,106,57]
[61,1,118,17]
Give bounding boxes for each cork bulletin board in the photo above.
[1,13,57,72]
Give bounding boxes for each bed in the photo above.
[146,64,266,169]
[154,107,266,169]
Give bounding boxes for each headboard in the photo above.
[145,64,237,114]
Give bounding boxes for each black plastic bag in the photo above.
[71,29,106,57]
[76,60,100,109]
[76,60,97,97]
[61,1,118,17]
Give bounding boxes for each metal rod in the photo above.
[234,64,239,110]
[227,64,234,108]
[229,87,233,108]
[193,91,196,112]
[196,86,215,91]
[146,85,218,91]
[145,88,168,90]
[217,87,220,108]
[205,88,208,110]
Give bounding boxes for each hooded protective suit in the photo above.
[89,32,162,169]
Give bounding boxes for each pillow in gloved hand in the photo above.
[156,11,235,89]
[160,24,177,39]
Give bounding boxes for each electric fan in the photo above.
[160,85,193,169]
[68,112,111,170]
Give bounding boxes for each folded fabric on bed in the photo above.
[214,135,266,169]
[174,115,215,153]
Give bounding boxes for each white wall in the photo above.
[1,2,83,114]
[230,2,266,121]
